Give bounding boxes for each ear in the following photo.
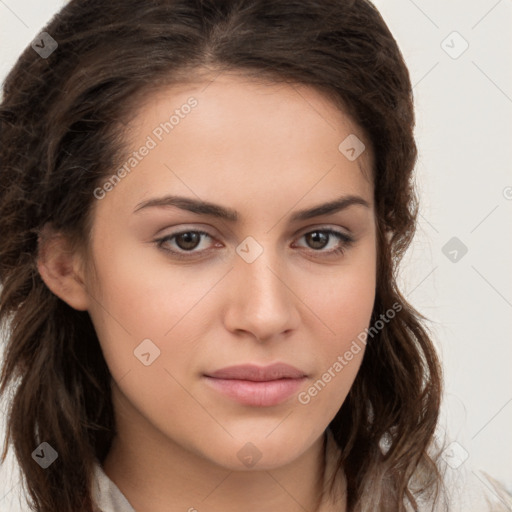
[36,223,91,311]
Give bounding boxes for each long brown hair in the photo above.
[0,1,443,510]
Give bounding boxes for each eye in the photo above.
[154,227,354,260]
[155,230,215,258]
[294,228,354,256]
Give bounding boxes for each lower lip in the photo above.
[203,376,307,407]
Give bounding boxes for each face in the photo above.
[84,73,376,471]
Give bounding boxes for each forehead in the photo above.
[101,73,374,218]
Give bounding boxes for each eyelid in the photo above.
[154,223,219,238]
[291,227,354,254]
[154,224,355,260]
[294,223,353,239]
[156,223,353,243]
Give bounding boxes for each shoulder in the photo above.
[436,466,512,512]
[410,443,512,512]
[90,460,137,512]
[324,428,512,512]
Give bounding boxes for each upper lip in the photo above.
[205,363,307,381]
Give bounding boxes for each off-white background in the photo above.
[1,1,511,510]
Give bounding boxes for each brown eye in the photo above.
[174,232,202,251]
[295,228,354,257]
[156,230,214,257]
[304,231,329,250]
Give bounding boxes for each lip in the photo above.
[203,376,307,407]
[203,363,308,407]
[205,363,307,381]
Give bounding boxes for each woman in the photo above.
[0,1,509,511]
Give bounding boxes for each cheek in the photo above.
[297,272,373,415]
[85,242,227,381]
[299,248,376,402]
[305,257,376,346]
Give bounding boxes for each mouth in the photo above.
[203,363,308,407]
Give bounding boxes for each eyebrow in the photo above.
[133,194,370,222]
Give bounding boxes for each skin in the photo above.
[37,73,377,512]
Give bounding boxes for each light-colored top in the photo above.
[90,429,512,512]
[91,461,137,512]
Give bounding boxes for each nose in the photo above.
[223,247,300,342]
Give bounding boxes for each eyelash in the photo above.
[154,228,354,260]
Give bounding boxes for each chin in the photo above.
[198,433,313,472]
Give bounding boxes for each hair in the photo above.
[0,1,444,511]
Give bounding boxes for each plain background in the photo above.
[0,1,511,510]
